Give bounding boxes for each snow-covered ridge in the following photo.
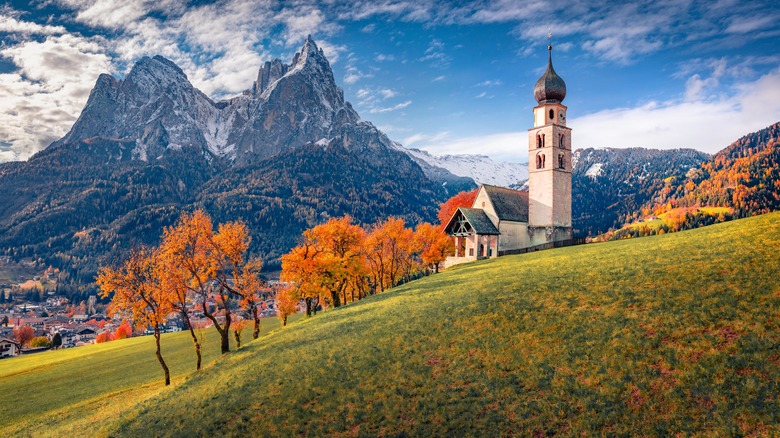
[404,148,528,187]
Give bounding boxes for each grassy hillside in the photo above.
[0,317,293,437]
[4,212,780,436]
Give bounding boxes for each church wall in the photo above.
[552,171,572,227]
[528,168,554,227]
[472,188,499,226]
[498,221,529,251]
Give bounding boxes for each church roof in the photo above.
[482,185,529,222]
[444,207,500,236]
[533,45,567,104]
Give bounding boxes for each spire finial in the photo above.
[548,28,552,51]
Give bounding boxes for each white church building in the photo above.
[444,43,573,267]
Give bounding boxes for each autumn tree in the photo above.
[364,217,415,292]
[211,221,265,342]
[14,326,34,348]
[275,285,298,326]
[415,222,456,273]
[281,215,368,312]
[97,247,174,385]
[96,331,114,343]
[437,189,478,225]
[233,315,247,348]
[281,240,325,316]
[158,210,217,368]
[29,336,51,348]
[115,320,133,339]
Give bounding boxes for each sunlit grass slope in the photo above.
[0,317,291,437]
[5,212,780,436]
[109,212,780,436]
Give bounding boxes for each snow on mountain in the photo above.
[585,162,604,178]
[49,36,495,191]
[404,148,528,188]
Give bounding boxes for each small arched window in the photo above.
[542,154,546,168]
[549,109,554,120]
[536,134,541,148]
[558,154,565,169]
[536,153,543,169]
[559,133,565,149]
[541,133,545,147]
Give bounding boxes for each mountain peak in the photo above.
[252,36,330,96]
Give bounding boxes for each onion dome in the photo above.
[533,45,566,104]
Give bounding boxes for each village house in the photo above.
[444,43,573,267]
[0,337,19,358]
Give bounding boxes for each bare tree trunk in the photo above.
[189,324,202,371]
[220,311,231,354]
[180,308,202,371]
[202,296,231,354]
[233,328,241,349]
[154,326,170,386]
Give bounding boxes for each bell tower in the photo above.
[527,42,572,245]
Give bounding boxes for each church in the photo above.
[444,43,572,267]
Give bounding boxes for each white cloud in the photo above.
[403,131,449,147]
[0,14,67,35]
[475,79,502,87]
[277,5,342,47]
[414,67,780,162]
[573,68,780,153]
[415,131,528,162]
[368,100,412,113]
[0,33,113,161]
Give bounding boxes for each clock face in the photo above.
[558,110,566,121]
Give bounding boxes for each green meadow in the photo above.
[0,317,293,437]
[3,212,780,436]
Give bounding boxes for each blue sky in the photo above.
[1,0,779,163]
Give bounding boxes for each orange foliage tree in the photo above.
[14,326,34,347]
[414,222,456,273]
[437,189,478,226]
[275,285,298,326]
[158,210,215,368]
[115,320,133,339]
[211,220,266,342]
[232,318,247,349]
[97,247,174,385]
[364,217,415,292]
[281,215,366,311]
[159,210,263,358]
[96,331,114,343]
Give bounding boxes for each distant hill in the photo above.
[642,122,780,218]
[3,212,779,435]
[570,147,710,237]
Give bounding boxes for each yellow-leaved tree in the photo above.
[96,247,173,385]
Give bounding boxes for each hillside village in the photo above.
[0,261,280,357]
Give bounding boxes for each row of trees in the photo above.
[278,215,454,318]
[97,210,263,385]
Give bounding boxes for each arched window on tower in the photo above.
[549,109,554,120]
[542,133,546,147]
[536,153,543,169]
[542,154,546,168]
[536,134,542,148]
[558,154,565,169]
[559,133,565,149]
